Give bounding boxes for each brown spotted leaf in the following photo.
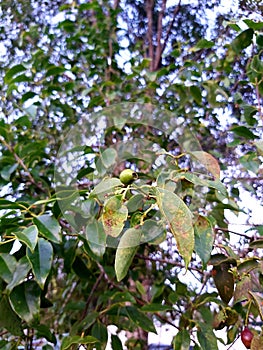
[194,215,214,267]
[251,333,263,350]
[155,187,194,268]
[212,262,234,304]
[102,195,128,237]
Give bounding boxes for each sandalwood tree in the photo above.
[0,1,263,349]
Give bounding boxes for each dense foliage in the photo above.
[0,1,263,349]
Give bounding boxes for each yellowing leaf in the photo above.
[191,151,221,179]
[115,227,142,281]
[255,140,263,156]
[102,196,128,237]
[155,188,194,268]
[251,333,263,350]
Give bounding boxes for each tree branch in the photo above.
[161,0,181,56]
[215,227,252,240]
[146,0,155,71]
[113,0,120,10]
[80,271,104,321]
[0,136,46,193]
[154,0,167,71]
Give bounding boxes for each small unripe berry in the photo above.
[241,327,253,349]
[119,169,138,185]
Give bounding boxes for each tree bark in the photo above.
[146,0,155,72]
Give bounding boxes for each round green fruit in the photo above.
[119,169,138,185]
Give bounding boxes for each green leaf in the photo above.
[85,220,106,257]
[227,22,241,32]
[243,19,263,30]
[230,125,258,140]
[197,323,218,350]
[237,258,259,274]
[256,34,263,47]
[135,280,146,296]
[110,291,136,305]
[33,215,61,243]
[71,311,99,335]
[243,104,258,126]
[125,306,156,333]
[240,152,259,174]
[27,238,53,289]
[11,74,31,84]
[21,91,38,103]
[0,163,18,181]
[126,193,144,212]
[7,256,31,292]
[173,329,191,350]
[95,156,107,176]
[9,281,41,323]
[232,28,254,53]
[141,219,166,245]
[0,295,24,336]
[111,334,123,350]
[115,227,142,281]
[91,321,108,344]
[58,19,75,32]
[250,239,263,248]
[35,324,56,344]
[100,148,118,168]
[194,39,215,50]
[251,55,263,73]
[90,177,122,200]
[4,64,26,84]
[0,254,17,284]
[155,188,194,268]
[45,65,66,77]
[81,198,98,218]
[141,303,173,312]
[15,225,38,253]
[190,85,202,105]
[172,172,227,196]
[203,80,228,107]
[61,336,99,350]
[102,196,128,237]
[194,216,214,267]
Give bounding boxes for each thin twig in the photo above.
[255,77,263,127]
[80,271,104,320]
[0,136,46,193]
[135,253,203,273]
[215,227,252,240]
